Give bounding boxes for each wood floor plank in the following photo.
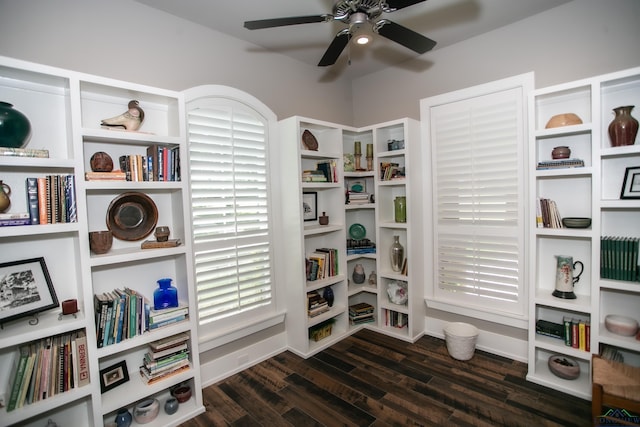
[180,330,592,427]
[217,380,291,426]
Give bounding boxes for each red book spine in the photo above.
[571,319,579,349]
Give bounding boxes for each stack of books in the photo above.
[302,169,327,182]
[0,147,49,158]
[346,192,371,205]
[307,291,330,318]
[0,212,31,227]
[302,170,327,182]
[148,304,189,330]
[140,333,191,385]
[6,330,89,412]
[536,158,585,170]
[349,302,375,325]
[346,238,376,255]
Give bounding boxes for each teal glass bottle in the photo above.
[153,278,178,310]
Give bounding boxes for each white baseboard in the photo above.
[199,331,288,387]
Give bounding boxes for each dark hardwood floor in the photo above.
[180,328,592,426]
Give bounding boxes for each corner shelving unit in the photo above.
[527,66,640,399]
[281,116,424,358]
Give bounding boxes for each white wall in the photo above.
[0,0,354,125]
[351,0,640,126]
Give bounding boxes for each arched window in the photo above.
[184,86,280,345]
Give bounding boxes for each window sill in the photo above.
[424,298,528,329]
[198,310,287,352]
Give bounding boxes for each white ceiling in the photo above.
[135,0,571,78]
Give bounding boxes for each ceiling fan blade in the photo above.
[385,0,427,11]
[318,29,351,67]
[244,15,328,30]
[375,20,436,54]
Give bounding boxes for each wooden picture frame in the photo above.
[0,257,58,326]
[302,192,318,221]
[100,360,129,393]
[620,166,640,199]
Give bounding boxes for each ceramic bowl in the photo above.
[548,354,580,380]
[133,398,160,424]
[605,314,639,336]
[545,113,583,129]
[172,385,192,403]
[561,217,591,229]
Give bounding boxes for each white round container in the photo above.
[444,322,479,361]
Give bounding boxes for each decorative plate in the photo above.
[302,129,318,151]
[349,223,366,240]
[106,192,158,241]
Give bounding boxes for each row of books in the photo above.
[383,309,408,328]
[6,330,89,412]
[601,236,640,282]
[306,248,339,282]
[140,333,191,385]
[95,289,190,348]
[536,158,585,170]
[536,197,562,228]
[535,317,591,351]
[94,288,150,348]
[85,145,181,182]
[380,162,403,181]
[307,290,330,318]
[0,175,77,227]
[349,302,375,325]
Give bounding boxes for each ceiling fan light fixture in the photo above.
[354,33,371,45]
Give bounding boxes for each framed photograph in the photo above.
[100,360,129,393]
[620,166,640,199]
[0,257,58,326]
[302,192,317,221]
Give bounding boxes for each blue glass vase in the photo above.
[153,278,178,310]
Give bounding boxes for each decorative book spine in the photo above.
[26,177,39,224]
[37,177,47,224]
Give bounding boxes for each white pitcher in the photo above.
[552,255,583,299]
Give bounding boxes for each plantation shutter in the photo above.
[430,86,526,317]
[187,104,272,325]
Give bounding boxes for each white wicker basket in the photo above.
[444,322,479,361]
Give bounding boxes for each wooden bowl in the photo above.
[548,354,580,380]
[545,113,583,129]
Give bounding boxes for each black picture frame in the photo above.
[620,166,640,199]
[0,257,59,326]
[99,360,129,393]
[302,192,317,221]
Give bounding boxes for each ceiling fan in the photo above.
[244,0,437,66]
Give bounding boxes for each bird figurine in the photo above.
[100,100,144,131]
